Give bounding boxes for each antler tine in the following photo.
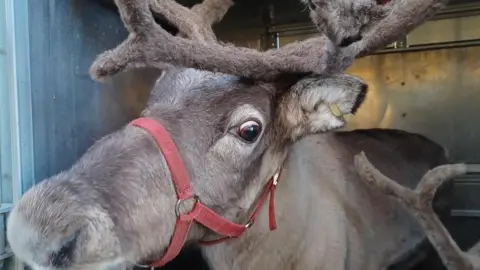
[191,0,233,28]
[115,0,157,36]
[351,0,448,57]
[355,151,480,270]
[303,0,448,73]
[151,0,233,44]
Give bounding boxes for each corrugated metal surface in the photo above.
[27,0,161,181]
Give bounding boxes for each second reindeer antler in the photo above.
[151,0,230,44]
[354,152,480,270]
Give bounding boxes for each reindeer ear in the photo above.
[276,74,367,141]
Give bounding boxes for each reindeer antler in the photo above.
[90,0,449,82]
[354,151,480,270]
[303,0,449,72]
[89,0,334,82]
[150,0,228,43]
[350,0,448,57]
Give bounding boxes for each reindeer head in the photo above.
[6,0,447,269]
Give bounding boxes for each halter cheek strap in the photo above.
[130,117,280,268]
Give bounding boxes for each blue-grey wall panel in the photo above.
[28,0,160,181]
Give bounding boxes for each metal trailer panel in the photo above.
[343,46,480,214]
[344,46,480,163]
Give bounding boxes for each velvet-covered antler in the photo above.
[150,0,226,43]
[351,0,447,57]
[90,0,449,82]
[89,0,334,82]
[354,151,480,270]
[303,0,449,72]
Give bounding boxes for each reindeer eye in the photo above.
[236,121,262,143]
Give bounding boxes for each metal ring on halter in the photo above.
[245,219,254,228]
[272,171,280,186]
[175,195,199,217]
[133,261,155,270]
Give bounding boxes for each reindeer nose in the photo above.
[50,230,80,267]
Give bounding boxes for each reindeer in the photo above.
[5,0,454,269]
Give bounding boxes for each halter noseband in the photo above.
[130,117,280,268]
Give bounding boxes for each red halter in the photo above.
[130,117,280,268]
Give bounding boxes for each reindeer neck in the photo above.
[201,134,341,270]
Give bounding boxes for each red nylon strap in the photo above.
[184,203,246,237]
[149,219,194,267]
[199,176,279,246]
[131,118,194,201]
[269,182,278,230]
[248,178,278,230]
[130,117,279,268]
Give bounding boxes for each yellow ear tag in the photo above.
[329,103,343,118]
